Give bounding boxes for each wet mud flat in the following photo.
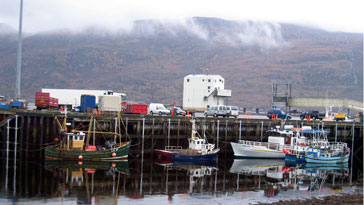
[265,193,363,205]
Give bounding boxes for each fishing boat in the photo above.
[45,113,130,161]
[154,119,219,162]
[45,135,130,161]
[284,129,349,164]
[305,145,350,164]
[284,129,329,163]
[230,125,309,159]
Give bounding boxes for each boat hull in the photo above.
[285,154,306,163]
[305,153,350,164]
[154,149,175,158]
[45,142,130,161]
[173,150,219,162]
[231,142,285,159]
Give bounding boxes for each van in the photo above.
[148,103,170,115]
[267,108,291,119]
[204,105,228,118]
[226,106,239,118]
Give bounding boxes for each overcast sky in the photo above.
[0,0,363,34]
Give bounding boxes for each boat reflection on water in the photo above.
[154,158,218,195]
[229,159,350,202]
[44,160,130,204]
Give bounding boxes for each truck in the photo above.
[334,113,346,121]
[98,95,123,112]
[300,110,325,120]
[80,95,96,113]
[35,92,58,110]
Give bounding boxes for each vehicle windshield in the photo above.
[157,105,166,110]
[231,106,238,110]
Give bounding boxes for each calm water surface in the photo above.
[0,155,362,204]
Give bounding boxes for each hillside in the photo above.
[0,17,362,109]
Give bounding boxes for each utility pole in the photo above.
[15,0,23,100]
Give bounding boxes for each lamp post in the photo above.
[15,0,23,100]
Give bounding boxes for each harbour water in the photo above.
[0,153,362,204]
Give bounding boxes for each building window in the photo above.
[202,79,204,82]
[208,86,210,89]
[208,79,211,82]
[187,79,190,82]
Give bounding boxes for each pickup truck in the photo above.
[300,110,325,120]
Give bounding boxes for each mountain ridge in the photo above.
[0,17,362,109]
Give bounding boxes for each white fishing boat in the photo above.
[231,125,309,159]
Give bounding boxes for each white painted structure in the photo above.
[41,88,126,108]
[183,74,231,111]
[98,95,123,112]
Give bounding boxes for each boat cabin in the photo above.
[188,138,206,150]
[67,132,85,150]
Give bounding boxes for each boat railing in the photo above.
[165,146,183,151]
[238,140,281,151]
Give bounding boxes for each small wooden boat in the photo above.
[45,132,130,161]
[45,113,130,161]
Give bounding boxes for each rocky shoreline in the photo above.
[263,193,363,205]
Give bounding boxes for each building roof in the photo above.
[184,74,223,79]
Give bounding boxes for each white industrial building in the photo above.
[41,88,126,109]
[183,74,231,111]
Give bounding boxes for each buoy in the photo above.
[78,161,83,165]
[78,155,83,160]
[54,138,59,142]
[111,162,116,167]
[112,152,116,157]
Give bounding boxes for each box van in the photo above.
[226,106,239,118]
[267,108,291,119]
[204,105,228,118]
[148,103,170,115]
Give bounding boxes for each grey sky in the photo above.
[0,0,363,33]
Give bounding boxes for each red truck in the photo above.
[35,92,58,110]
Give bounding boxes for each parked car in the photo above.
[226,106,239,118]
[300,110,325,120]
[267,108,291,119]
[167,106,186,116]
[148,103,170,115]
[204,105,228,118]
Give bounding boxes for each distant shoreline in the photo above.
[266,192,363,205]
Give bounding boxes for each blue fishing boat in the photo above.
[305,149,350,164]
[171,119,219,162]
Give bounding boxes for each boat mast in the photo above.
[85,114,94,149]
